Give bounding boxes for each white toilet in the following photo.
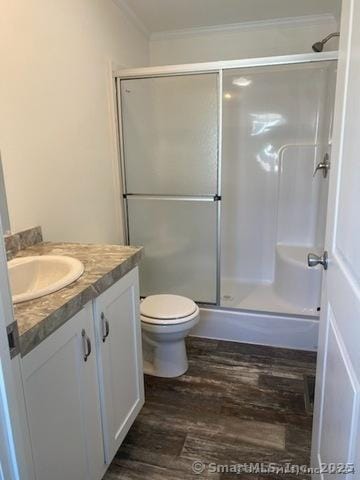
[140,294,199,378]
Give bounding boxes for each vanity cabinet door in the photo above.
[94,267,144,463]
[21,304,104,480]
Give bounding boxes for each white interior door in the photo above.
[0,372,17,480]
[311,1,360,477]
[0,223,23,480]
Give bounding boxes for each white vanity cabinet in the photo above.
[21,303,104,480]
[93,267,144,463]
[21,267,144,480]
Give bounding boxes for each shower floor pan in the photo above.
[221,279,318,316]
[221,245,321,316]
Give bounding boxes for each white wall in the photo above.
[0,0,149,243]
[150,17,339,65]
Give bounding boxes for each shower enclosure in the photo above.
[115,52,337,324]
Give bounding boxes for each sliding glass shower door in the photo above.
[119,73,219,303]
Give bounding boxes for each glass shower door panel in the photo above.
[127,198,217,303]
[121,74,218,195]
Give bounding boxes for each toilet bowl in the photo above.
[140,294,199,378]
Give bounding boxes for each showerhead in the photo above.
[312,41,325,53]
[312,32,340,52]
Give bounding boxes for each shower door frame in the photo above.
[114,51,338,308]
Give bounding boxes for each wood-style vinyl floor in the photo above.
[103,337,317,479]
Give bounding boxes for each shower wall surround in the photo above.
[221,61,337,315]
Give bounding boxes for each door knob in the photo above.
[307,251,328,270]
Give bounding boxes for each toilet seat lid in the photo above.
[140,294,197,320]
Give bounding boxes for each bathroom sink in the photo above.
[8,255,84,304]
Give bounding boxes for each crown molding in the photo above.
[112,0,150,38]
[151,14,337,41]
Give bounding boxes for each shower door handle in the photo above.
[307,251,328,270]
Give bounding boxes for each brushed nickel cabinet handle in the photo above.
[101,312,110,343]
[82,329,92,362]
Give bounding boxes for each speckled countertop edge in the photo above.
[12,242,143,357]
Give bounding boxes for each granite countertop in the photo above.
[13,242,143,357]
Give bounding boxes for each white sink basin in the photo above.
[8,255,84,304]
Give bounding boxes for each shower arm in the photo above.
[321,32,340,45]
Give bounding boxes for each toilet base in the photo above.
[143,335,189,378]
[141,315,199,378]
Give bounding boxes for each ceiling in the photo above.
[121,0,342,34]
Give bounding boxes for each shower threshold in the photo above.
[220,279,319,317]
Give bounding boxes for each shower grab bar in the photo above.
[278,143,320,159]
[278,143,323,173]
[123,194,221,202]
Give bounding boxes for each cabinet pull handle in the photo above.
[82,329,92,362]
[101,312,110,342]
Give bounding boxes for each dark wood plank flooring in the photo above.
[103,338,316,479]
